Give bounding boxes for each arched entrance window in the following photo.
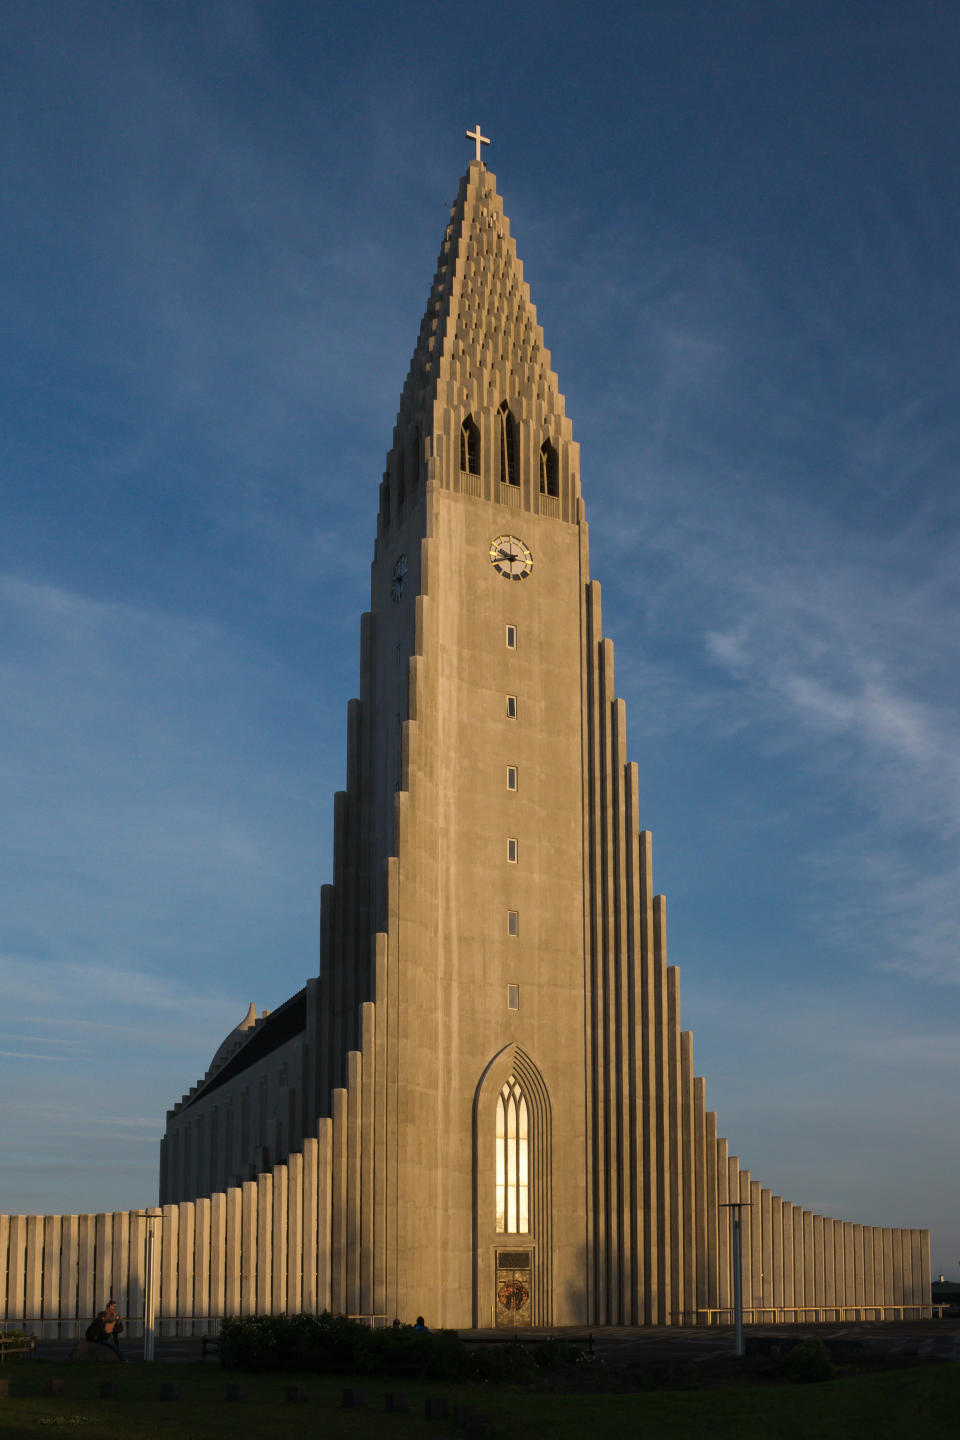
[495,1076,529,1233]
[474,1045,552,1327]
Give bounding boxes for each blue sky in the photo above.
[2,1,958,1276]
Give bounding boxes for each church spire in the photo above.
[379,159,580,533]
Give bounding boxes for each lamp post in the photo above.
[721,1201,752,1357]
[133,1209,163,1361]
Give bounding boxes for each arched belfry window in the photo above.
[498,402,518,487]
[461,415,480,475]
[539,439,559,497]
[495,1075,529,1233]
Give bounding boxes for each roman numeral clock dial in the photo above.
[489,534,533,580]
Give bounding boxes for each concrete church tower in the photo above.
[157,139,931,1330]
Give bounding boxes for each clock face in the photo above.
[489,534,533,580]
[391,554,408,601]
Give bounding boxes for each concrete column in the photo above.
[704,1110,718,1313]
[0,1215,9,1321]
[111,1212,129,1324]
[359,1002,376,1320]
[177,1202,196,1332]
[802,1211,813,1314]
[127,1212,145,1339]
[749,1181,761,1317]
[301,1139,319,1315]
[715,1139,730,1319]
[240,1181,258,1316]
[256,1172,273,1316]
[272,1164,290,1315]
[637,830,658,1326]
[60,1216,79,1337]
[346,1050,363,1316]
[779,1201,792,1316]
[331,1087,348,1315]
[208,1192,227,1322]
[77,1215,96,1330]
[771,1196,783,1317]
[159,1205,179,1337]
[833,1219,845,1315]
[871,1227,884,1319]
[822,1218,835,1316]
[224,1187,242,1317]
[882,1227,895,1312]
[317,1116,333,1314]
[24,1216,43,1331]
[920,1230,932,1318]
[760,1191,773,1315]
[93,1214,111,1313]
[286,1152,303,1315]
[862,1226,875,1316]
[666,965,684,1325]
[42,1215,62,1339]
[910,1230,924,1313]
[813,1215,825,1310]
[680,1029,696,1325]
[693,1082,708,1318]
[653,893,671,1325]
[193,1198,210,1329]
[853,1223,864,1312]
[738,1171,752,1320]
[843,1221,855,1315]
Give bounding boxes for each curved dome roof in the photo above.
[208,1001,259,1075]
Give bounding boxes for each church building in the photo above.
[159,135,930,1329]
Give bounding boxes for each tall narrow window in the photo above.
[507,910,519,936]
[498,402,518,486]
[505,625,517,649]
[507,838,518,863]
[396,452,405,509]
[506,766,517,790]
[460,415,480,475]
[506,694,517,718]
[411,425,421,490]
[495,1076,529,1233]
[539,439,559,497]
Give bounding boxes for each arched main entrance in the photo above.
[473,1045,552,1327]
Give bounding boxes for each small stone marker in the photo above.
[424,1395,449,1419]
[284,1383,309,1404]
[159,1382,180,1401]
[99,1380,120,1398]
[341,1386,368,1408]
[43,1380,65,1397]
[384,1391,410,1412]
[225,1382,247,1402]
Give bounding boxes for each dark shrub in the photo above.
[219,1314,582,1381]
[782,1336,837,1383]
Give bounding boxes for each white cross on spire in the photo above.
[465,124,490,164]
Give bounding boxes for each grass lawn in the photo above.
[0,1360,956,1439]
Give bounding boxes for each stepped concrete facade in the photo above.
[3,152,925,1336]
[155,155,931,1328]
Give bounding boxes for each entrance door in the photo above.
[495,1249,533,1328]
